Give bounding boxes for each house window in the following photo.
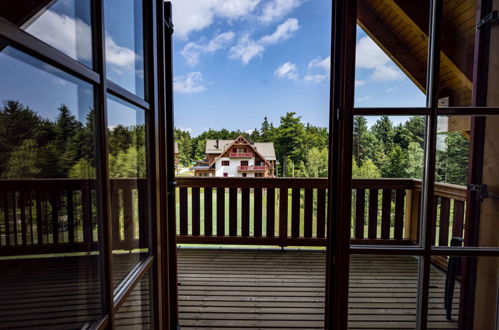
[241,161,248,166]
[232,148,237,152]
[242,173,247,177]
[255,173,263,177]
[223,173,228,177]
[222,160,230,166]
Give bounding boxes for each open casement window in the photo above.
[0,0,174,328]
[326,0,499,329]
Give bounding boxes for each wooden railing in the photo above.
[229,152,253,158]
[0,178,147,256]
[0,177,468,255]
[237,166,267,172]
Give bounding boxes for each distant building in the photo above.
[193,135,276,177]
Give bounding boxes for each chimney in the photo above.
[216,139,219,149]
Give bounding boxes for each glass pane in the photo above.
[115,271,152,329]
[0,0,93,68]
[350,116,425,244]
[348,254,420,329]
[433,115,499,248]
[427,256,499,329]
[0,45,102,327]
[107,94,149,290]
[437,0,476,107]
[355,0,428,108]
[104,0,145,99]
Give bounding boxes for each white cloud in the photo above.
[227,18,300,65]
[274,62,299,80]
[26,10,92,61]
[304,74,327,83]
[355,80,365,87]
[386,87,397,93]
[355,95,372,103]
[171,0,260,40]
[174,72,206,94]
[260,0,301,23]
[178,127,193,133]
[27,9,139,71]
[371,65,403,81]
[181,31,235,66]
[356,36,403,82]
[259,18,299,45]
[228,34,265,64]
[308,56,330,71]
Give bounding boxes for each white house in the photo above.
[193,136,276,177]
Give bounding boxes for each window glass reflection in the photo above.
[107,94,149,290]
[1,0,93,68]
[104,0,145,98]
[0,45,102,327]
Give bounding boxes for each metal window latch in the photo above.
[165,17,174,34]
[468,184,499,202]
[168,181,177,197]
[477,10,498,30]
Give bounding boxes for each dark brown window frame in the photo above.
[326,0,499,330]
[0,0,171,328]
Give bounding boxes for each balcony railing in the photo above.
[237,165,267,172]
[229,152,253,158]
[0,177,468,256]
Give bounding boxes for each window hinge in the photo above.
[165,18,174,34]
[477,10,498,30]
[468,184,499,202]
[168,181,177,197]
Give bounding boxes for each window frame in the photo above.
[327,0,499,329]
[0,0,170,328]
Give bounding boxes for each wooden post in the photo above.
[473,0,499,326]
[404,187,420,242]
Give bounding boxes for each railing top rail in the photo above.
[412,179,468,200]
[0,178,145,191]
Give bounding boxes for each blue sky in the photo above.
[171,0,426,136]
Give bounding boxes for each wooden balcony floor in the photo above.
[177,249,459,330]
[0,249,459,329]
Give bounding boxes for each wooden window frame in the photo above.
[326,0,499,329]
[0,0,172,328]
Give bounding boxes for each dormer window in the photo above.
[222,160,230,166]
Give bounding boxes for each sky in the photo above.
[171,0,426,136]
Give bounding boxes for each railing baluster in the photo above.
[267,188,275,238]
[110,183,120,243]
[216,188,225,236]
[2,192,9,246]
[278,187,287,244]
[381,189,391,239]
[81,182,92,246]
[67,190,74,244]
[138,179,147,248]
[122,187,134,248]
[291,188,300,238]
[439,197,450,246]
[394,189,405,239]
[192,187,200,236]
[12,192,18,245]
[204,187,212,236]
[355,189,365,239]
[229,188,237,236]
[368,189,378,239]
[304,188,313,238]
[317,189,326,238]
[50,191,59,244]
[20,191,27,246]
[179,187,188,236]
[36,191,43,245]
[254,188,262,237]
[431,196,438,246]
[452,200,464,238]
[241,188,250,237]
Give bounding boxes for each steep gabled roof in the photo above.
[205,139,276,160]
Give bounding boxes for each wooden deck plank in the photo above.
[0,250,459,329]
